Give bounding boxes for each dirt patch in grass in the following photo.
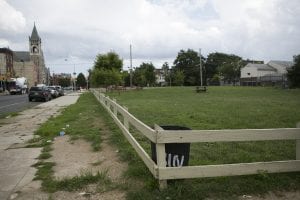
[48,135,127,182]
[47,126,127,199]
[50,190,125,200]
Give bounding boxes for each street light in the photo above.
[65,58,76,91]
[73,70,76,91]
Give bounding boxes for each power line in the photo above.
[46,62,93,66]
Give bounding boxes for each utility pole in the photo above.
[73,64,76,91]
[199,48,203,87]
[130,44,133,88]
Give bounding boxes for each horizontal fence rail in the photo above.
[156,128,300,143]
[91,89,300,189]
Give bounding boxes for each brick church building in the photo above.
[0,24,50,89]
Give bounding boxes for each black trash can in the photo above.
[151,125,191,167]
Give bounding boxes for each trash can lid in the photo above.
[159,125,191,131]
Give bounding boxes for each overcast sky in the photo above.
[1,0,299,75]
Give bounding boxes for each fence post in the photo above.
[99,88,101,101]
[154,124,167,189]
[297,123,300,160]
[123,106,129,130]
[106,97,110,110]
[100,93,102,102]
[112,98,117,116]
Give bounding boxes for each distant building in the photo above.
[0,24,49,90]
[51,73,72,86]
[240,60,293,86]
[0,47,14,80]
[155,69,165,86]
[54,73,72,78]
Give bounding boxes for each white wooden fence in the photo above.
[91,89,300,189]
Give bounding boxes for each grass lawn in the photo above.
[108,86,300,130]
[105,86,300,199]
[30,88,300,199]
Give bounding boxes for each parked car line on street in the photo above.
[28,86,51,102]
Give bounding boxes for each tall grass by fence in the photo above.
[91,89,300,189]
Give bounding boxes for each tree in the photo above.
[206,52,225,84]
[162,62,171,86]
[91,68,122,87]
[287,55,300,88]
[218,55,242,85]
[90,52,123,87]
[76,73,87,88]
[122,71,130,87]
[206,52,242,85]
[173,49,205,86]
[57,77,71,87]
[94,51,123,71]
[133,67,146,86]
[133,62,156,87]
[171,70,184,86]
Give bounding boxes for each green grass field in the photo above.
[32,88,300,199]
[108,86,300,130]
[106,86,300,199]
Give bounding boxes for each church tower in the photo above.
[29,23,41,55]
[29,23,47,84]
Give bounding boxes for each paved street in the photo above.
[0,94,41,117]
[0,92,81,200]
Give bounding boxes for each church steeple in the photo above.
[30,23,40,41]
[29,23,41,55]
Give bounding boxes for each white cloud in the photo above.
[0,0,26,32]
[2,0,300,73]
[0,39,10,47]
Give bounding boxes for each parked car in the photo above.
[28,86,51,102]
[54,85,64,96]
[47,86,59,98]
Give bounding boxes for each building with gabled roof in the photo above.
[240,60,293,86]
[268,61,294,74]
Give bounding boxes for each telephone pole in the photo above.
[130,44,133,88]
[199,48,203,87]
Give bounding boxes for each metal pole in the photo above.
[130,44,133,88]
[170,69,172,87]
[199,48,203,86]
[73,64,76,91]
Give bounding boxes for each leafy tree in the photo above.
[122,71,130,87]
[76,73,87,88]
[133,62,156,87]
[133,68,146,86]
[206,52,225,84]
[91,68,122,87]
[162,62,171,86]
[94,51,123,71]
[173,49,205,86]
[171,70,184,86]
[210,74,221,86]
[56,77,71,87]
[206,52,242,85]
[218,55,242,85]
[91,52,123,87]
[287,55,300,88]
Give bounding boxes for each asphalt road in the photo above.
[0,94,41,117]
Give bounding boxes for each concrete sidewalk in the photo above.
[0,92,81,200]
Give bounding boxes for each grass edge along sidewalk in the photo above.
[27,93,120,194]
